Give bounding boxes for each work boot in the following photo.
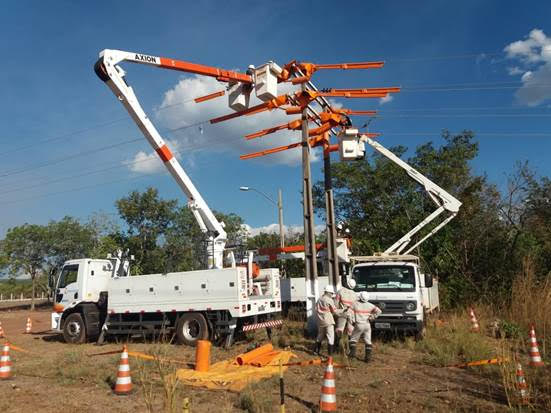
[314,341,321,355]
[328,344,334,356]
[364,345,372,363]
[334,334,341,349]
[348,343,357,359]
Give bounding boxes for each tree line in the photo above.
[1,130,549,309]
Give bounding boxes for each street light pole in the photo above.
[240,186,285,248]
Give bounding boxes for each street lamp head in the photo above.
[239,186,250,191]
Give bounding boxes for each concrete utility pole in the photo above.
[301,83,319,333]
[323,138,340,290]
[278,189,285,249]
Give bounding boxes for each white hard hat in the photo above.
[359,291,369,302]
[324,285,335,295]
[347,278,356,289]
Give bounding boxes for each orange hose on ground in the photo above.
[236,343,273,366]
[195,340,211,372]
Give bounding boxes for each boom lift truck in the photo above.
[343,129,462,337]
[50,50,286,347]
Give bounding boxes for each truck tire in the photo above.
[63,313,87,344]
[175,313,209,346]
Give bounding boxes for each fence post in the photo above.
[20,293,23,301]
[10,293,13,301]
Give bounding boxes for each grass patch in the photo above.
[237,379,279,413]
[415,311,495,367]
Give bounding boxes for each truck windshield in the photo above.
[58,264,79,288]
[352,265,415,292]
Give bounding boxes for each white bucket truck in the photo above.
[346,133,461,337]
[50,49,284,346]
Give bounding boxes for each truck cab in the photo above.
[350,254,438,338]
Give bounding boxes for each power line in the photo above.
[0,95,204,157]
[0,133,246,197]
[385,52,503,63]
[0,116,213,179]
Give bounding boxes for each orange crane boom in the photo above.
[280,60,385,84]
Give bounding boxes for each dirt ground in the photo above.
[0,307,511,412]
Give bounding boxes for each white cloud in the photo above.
[242,223,325,237]
[124,139,184,174]
[505,28,551,106]
[379,95,394,105]
[140,75,322,168]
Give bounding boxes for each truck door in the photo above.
[56,264,80,307]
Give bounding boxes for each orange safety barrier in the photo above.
[195,340,211,372]
[236,343,274,366]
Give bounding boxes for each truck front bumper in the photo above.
[371,317,423,333]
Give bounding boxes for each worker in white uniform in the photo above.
[349,291,382,362]
[314,285,342,355]
[334,278,357,349]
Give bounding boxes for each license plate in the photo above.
[375,322,391,329]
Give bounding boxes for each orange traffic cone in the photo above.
[0,322,5,338]
[516,362,529,405]
[113,344,132,395]
[0,342,12,380]
[528,325,544,367]
[320,356,337,412]
[469,308,480,332]
[25,317,32,334]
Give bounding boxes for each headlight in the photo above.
[405,301,416,311]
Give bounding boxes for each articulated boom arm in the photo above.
[95,49,228,269]
[364,136,462,255]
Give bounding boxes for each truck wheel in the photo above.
[175,313,209,346]
[63,313,87,344]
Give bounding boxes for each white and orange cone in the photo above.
[528,325,544,367]
[0,342,12,380]
[113,344,132,395]
[0,322,5,338]
[24,317,32,334]
[320,356,337,412]
[515,362,529,405]
[469,308,480,332]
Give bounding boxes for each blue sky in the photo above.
[1,1,551,237]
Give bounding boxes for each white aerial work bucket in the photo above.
[228,81,251,111]
[254,61,283,102]
[339,129,366,161]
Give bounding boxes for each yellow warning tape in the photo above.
[127,350,189,366]
[5,344,34,354]
[447,357,509,368]
[88,348,189,365]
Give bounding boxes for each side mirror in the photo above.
[424,273,433,288]
[48,267,58,289]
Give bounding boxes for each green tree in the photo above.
[313,130,513,306]
[47,216,97,267]
[0,224,49,310]
[116,188,177,274]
